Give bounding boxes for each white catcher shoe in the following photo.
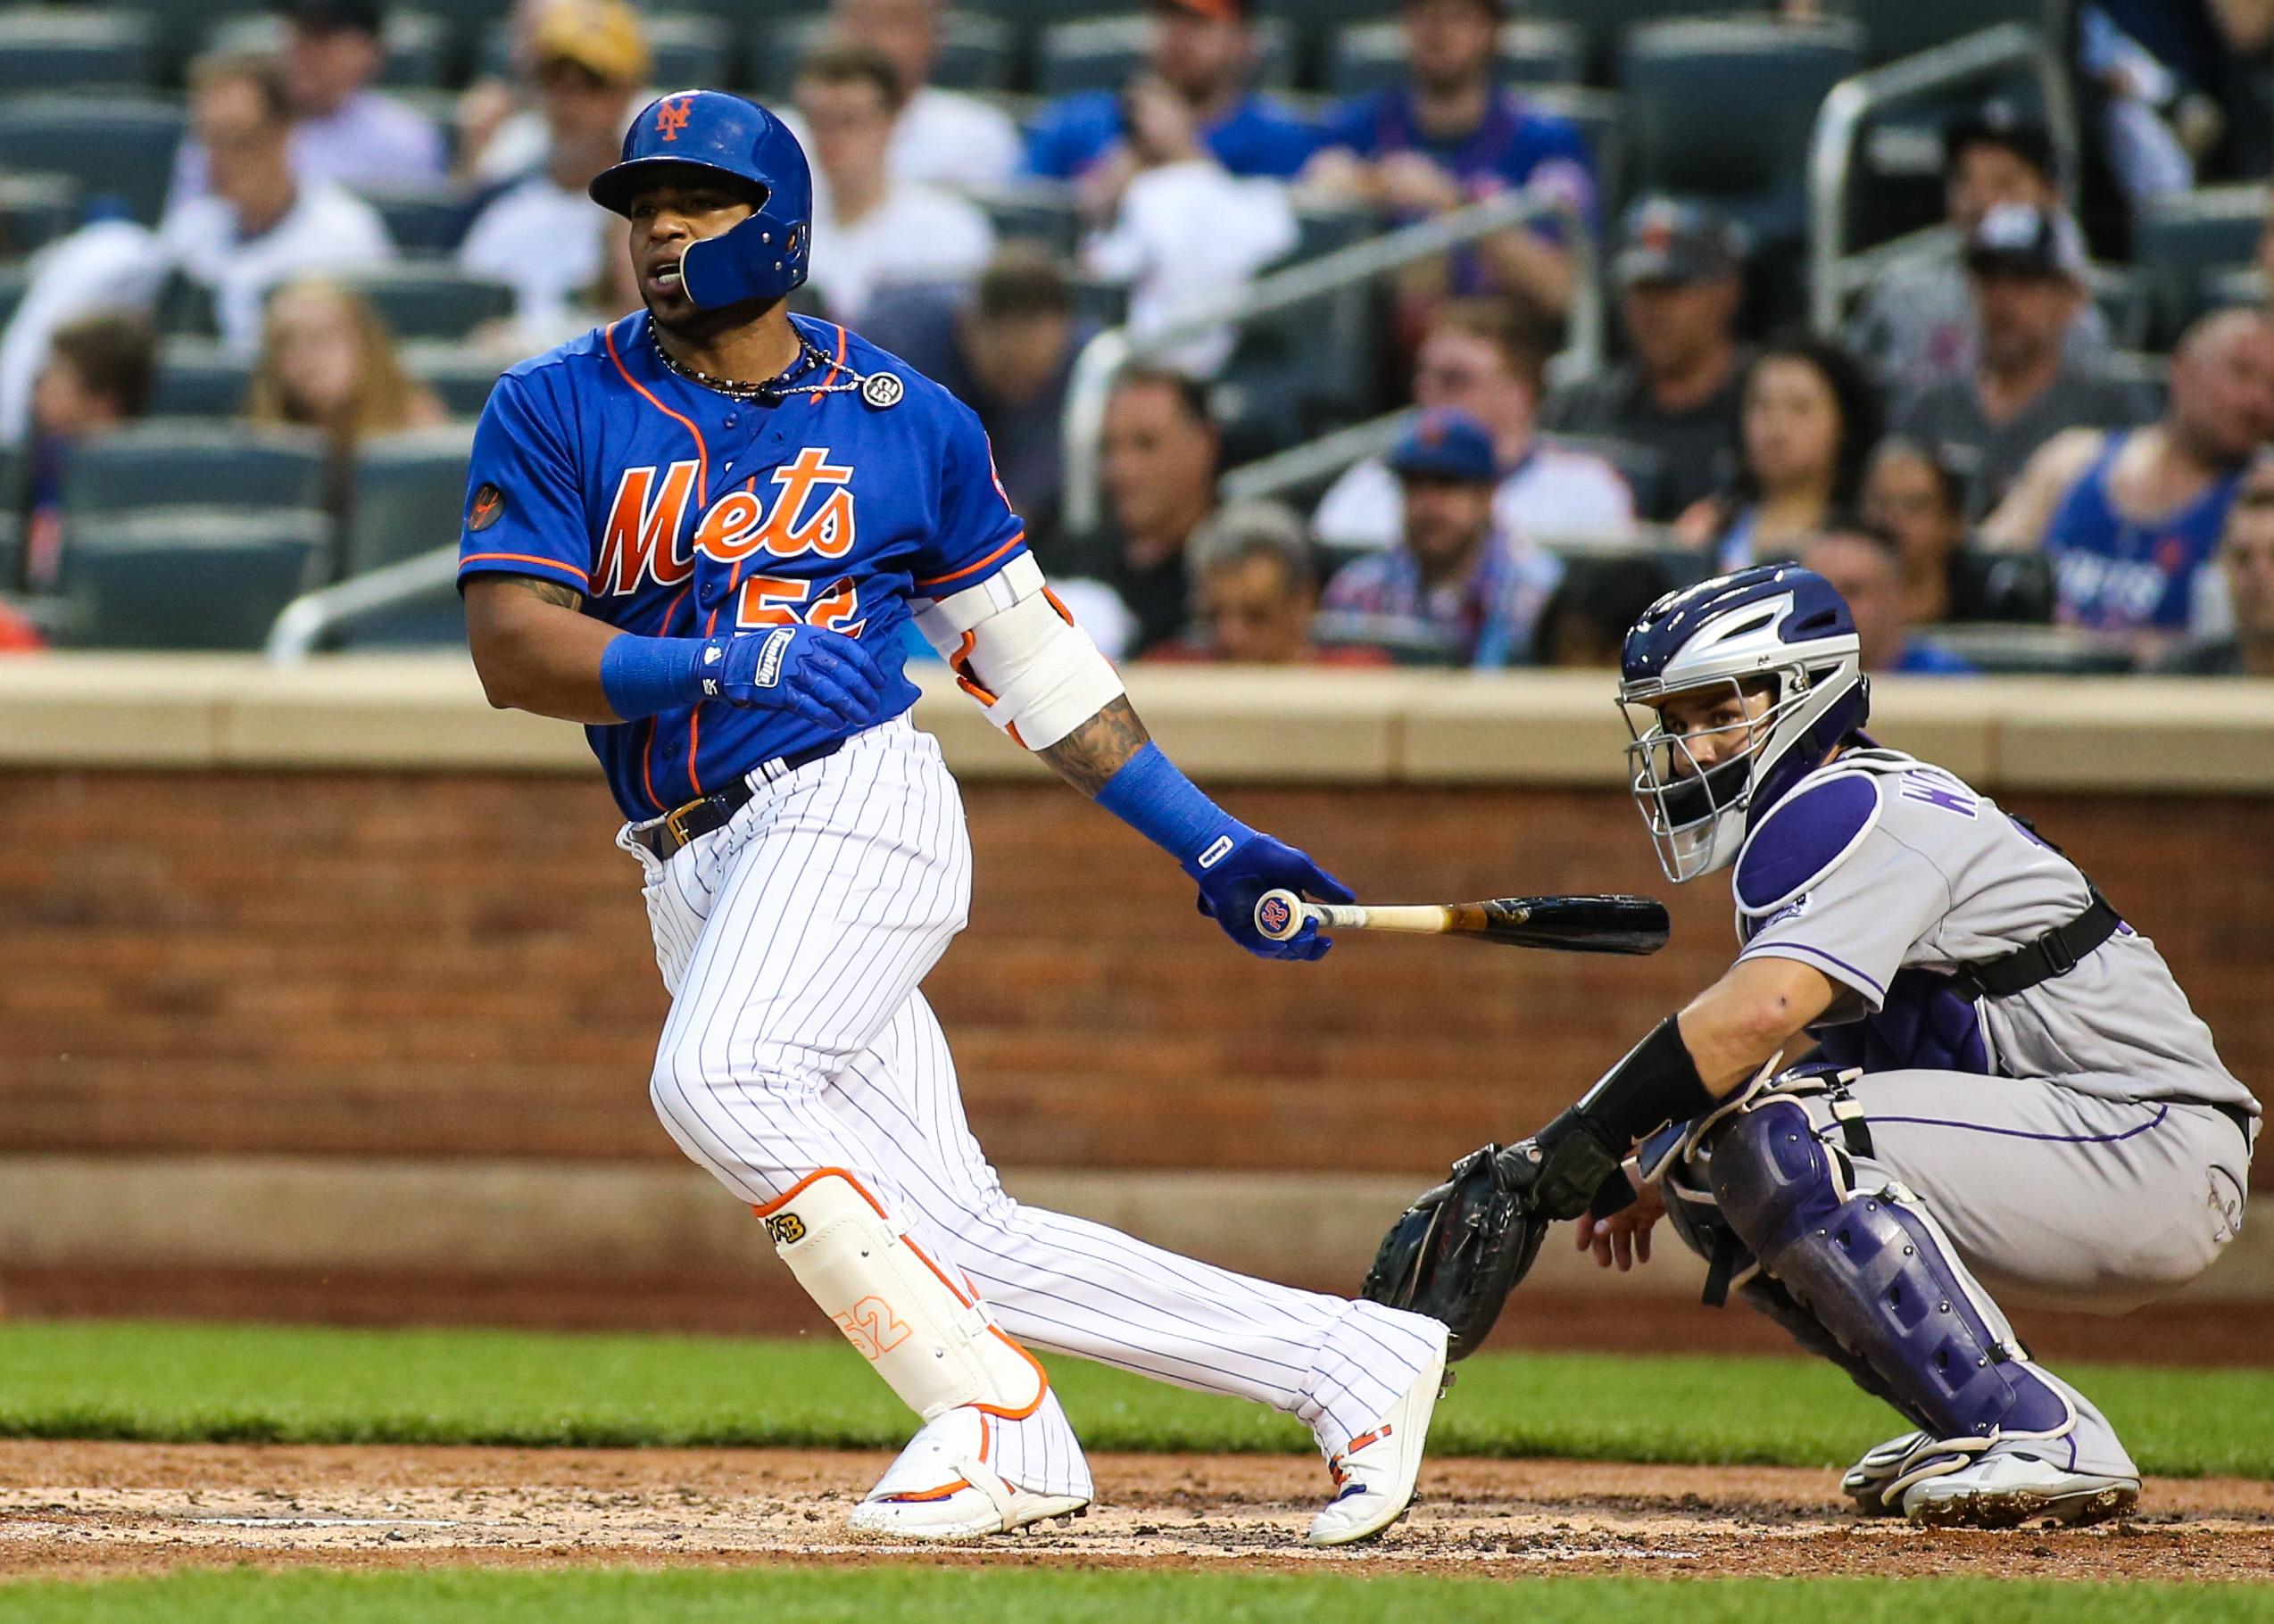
[847,1407,1090,1542]
[1899,1447,2139,1529]
[1307,1322,1449,1547]
[1841,1429,1930,1517]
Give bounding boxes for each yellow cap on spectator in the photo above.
[531,0,651,87]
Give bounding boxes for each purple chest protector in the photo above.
[1813,970,1990,1076]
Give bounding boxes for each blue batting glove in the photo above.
[703,624,912,732]
[1193,832,1356,962]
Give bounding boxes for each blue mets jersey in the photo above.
[457,311,1026,821]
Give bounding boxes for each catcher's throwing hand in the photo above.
[1574,1164,1662,1272]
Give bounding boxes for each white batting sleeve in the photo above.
[912,554,1125,750]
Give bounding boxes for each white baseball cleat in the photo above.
[1307,1323,1449,1547]
[1840,1429,1930,1517]
[847,1407,1090,1542]
[1899,1449,2139,1529]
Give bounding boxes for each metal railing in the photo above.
[265,542,458,664]
[1061,189,1601,536]
[1807,21,2079,336]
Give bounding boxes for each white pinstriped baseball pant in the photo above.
[619,716,1439,1496]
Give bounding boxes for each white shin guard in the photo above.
[759,1168,1050,1422]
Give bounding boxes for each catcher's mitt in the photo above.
[1360,1128,1628,1361]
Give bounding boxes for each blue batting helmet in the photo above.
[588,89,812,310]
[1616,565,1870,882]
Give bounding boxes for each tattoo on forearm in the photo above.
[512,576,584,611]
[1039,695,1151,797]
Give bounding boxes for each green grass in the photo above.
[4,1570,2274,1623]
[0,1321,2270,1479]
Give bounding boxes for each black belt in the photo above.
[1946,888,2124,1002]
[627,738,844,860]
[2215,1101,2256,1144]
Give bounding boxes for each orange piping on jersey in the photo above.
[462,552,592,587]
[809,324,849,403]
[606,319,710,502]
[748,1167,1051,1421]
[914,533,1026,592]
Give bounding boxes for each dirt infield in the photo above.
[2,1442,2271,1585]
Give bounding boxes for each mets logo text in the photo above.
[656,96,693,141]
[834,1296,912,1362]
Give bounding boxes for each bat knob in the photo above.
[1254,889,1304,942]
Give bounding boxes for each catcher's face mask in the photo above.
[1621,678,1786,884]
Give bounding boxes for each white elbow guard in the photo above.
[914,554,1125,750]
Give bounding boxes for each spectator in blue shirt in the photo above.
[1024,0,1315,217]
[1803,521,1979,677]
[1304,0,1595,327]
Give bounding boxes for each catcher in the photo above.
[1368,563,2256,1528]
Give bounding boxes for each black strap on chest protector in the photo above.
[1946,887,2124,1003]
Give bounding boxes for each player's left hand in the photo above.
[1193,833,1354,962]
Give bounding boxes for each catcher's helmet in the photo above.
[589,89,812,310]
[1616,565,1868,883]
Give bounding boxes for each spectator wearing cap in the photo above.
[1304,0,1595,328]
[167,0,448,210]
[1800,521,1977,676]
[1058,366,1224,654]
[820,0,1021,190]
[458,0,650,339]
[1863,437,2053,626]
[2157,452,2274,676]
[1540,196,1748,521]
[1315,297,1632,554]
[1024,0,1317,197]
[1848,107,2112,397]
[797,44,996,327]
[1321,407,1562,667]
[1149,501,1388,666]
[1892,202,2146,519]
[161,53,397,356]
[863,245,1088,549]
[17,313,155,597]
[1984,308,2274,647]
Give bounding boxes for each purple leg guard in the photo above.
[1708,1098,2071,1446]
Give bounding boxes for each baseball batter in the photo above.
[455,90,1447,1545]
[1378,563,2254,1527]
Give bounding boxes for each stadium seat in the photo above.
[1851,0,2051,68]
[145,341,253,418]
[335,266,517,344]
[963,180,1082,256]
[1619,18,1864,247]
[2130,185,2269,351]
[0,9,154,93]
[1036,12,1291,95]
[59,508,330,650]
[207,8,448,89]
[355,182,470,255]
[0,171,81,258]
[332,577,467,650]
[1927,619,2131,675]
[1515,0,1737,81]
[403,344,506,419]
[344,423,476,577]
[477,11,736,88]
[0,95,185,227]
[751,11,1017,96]
[97,0,248,82]
[63,423,330,524]
[0,510,20,597]
[1325,20,1585,98]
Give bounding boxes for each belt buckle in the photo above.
[661,797,705,853]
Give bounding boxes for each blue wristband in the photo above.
[1094,743,1251,878]
[599,633,713,720]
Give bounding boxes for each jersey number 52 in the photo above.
[736,574,867,639]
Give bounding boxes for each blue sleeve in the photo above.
[1511,109,1598,238]
[1314,94,1382,158]
[457,369,593,595]
[914,397,1028,596]
[1210,99,1319,178]
[1023,94,1119,179]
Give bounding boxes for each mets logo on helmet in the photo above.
[656,96,693,141]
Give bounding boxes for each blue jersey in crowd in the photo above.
[2046,433,2245,634]
[457,311,1026,821]
[1315,87,1595,228]
[1023,90,1317,181]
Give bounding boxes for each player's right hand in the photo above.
[702,625,896,732]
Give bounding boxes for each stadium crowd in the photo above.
[1,0,2270,676]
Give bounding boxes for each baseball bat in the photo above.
[1253,889,1670,956]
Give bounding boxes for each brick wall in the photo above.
[4,767,2268,1181]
